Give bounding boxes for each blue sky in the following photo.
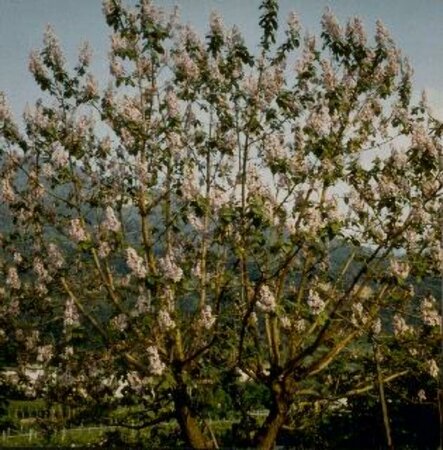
[1,0,442,119]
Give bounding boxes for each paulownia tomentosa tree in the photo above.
[0,0,441,448]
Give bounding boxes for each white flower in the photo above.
[192,261,202,278]
[280,316,291,330]
[135,294,150,315]
[48,243,64,269]
[420,296,440,327]
[199,305,216,330]
[390,259,410,280]
[13,252,23,264]
[417,389,427,402]
[307,290,325,315]
[37,345,53,363]
[351,302,368,327]
[111,313,128,332]
[372,318,382,335]
[33,257,51,283]
[147,346,165,376]
[158,309,176,331]
[427,359,439,379]
[393,314,412,337]
[257,285,276,313]
[64,297,79,329]
[294,319,307,332]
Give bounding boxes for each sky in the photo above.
[0,0,442,120]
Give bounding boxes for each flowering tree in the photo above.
[0,0,441,448]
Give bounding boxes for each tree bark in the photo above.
[173,385,214,449]
[254,385,289,450]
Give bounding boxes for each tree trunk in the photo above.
[254,393,288,450]
[173,385,214,449]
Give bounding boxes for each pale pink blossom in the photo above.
[393,314,412,337]
[84,74,98,98]
[307,290,325,315]
[78,41,92,66]
[110,58,125,78]
[159,254,183,283]
[68,218,88,242]
[351,302,368,327]
[257,284,276,313]
[420,296,440,327]
[158,309,176,331]
[48,243,64,269]
[1,179,15,203]
[375,20,392,48]
[346,17,367,46]
[280,316,291,330]
[417,389,427,402]
[287,11,300,35]
[51,143,70,168]
[135,294,150,315]
[390,259,410,280]
[28,50,48,81]
[122,97,143,122]
[43,25,65,67]
[321,8,342,41]
[64,297,80,329]
[147,345,165,376]
[321,60,336,90]
[37,345,53,363]
[125,247,148,278]
[102,206,121,232]
[209,11,224,36]
[98,241,111,259]
[192,261,202,278]
[13,252,23,264]
[0,92,12,123]
[372,318,382,335]
[188,214,205,233]
[6,267,21,290]
[111,313,128,332]
[33,257,51,283]
[294,318,307,332]
[307,105,331,136]
[199,305,216,330]
[102,0,119,16]
[427,359,439,378]
[165,90,179,118]
[111,33,129,53]
[174,51,199,81]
